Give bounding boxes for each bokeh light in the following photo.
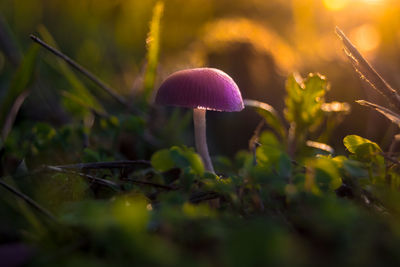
[323,0,385,11]
[323,0,348,11]
[349,24,380,53]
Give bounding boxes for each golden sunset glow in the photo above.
[323,0,385,11]
[349,24,380,52]
[323,0,348,11]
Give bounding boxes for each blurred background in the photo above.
[0,0,399,160]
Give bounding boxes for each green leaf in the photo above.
[32,122,56,147]
[343,159,369,178]
[203,176,235,194]
[343,135,381,154]
[277,153,292,178]
[151,146,204,175]
[170,147,191,168]
[305,157,342,194]
[143,1,164,100]
[170,146,204,175]
[151,149,175,172]
[0,44,39,129]
[284,73,328,130]
[256,131,284,168]
[180,148,204,176]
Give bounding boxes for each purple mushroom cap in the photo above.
[155,68,244,112]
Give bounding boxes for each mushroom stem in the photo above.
[193,108,215,173]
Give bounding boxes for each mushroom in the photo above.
[155,68,244,173]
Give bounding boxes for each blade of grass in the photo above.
[1,90,30,141]
[356,100,400,127]
[335,27,400,111]
[61,91,108,117]
[244,99,286,139]
[143,1,164,101]
[30,33,129,110]
[34,26,107,117]
[0,178,57,221]
[306,140,335,154]
[0,44,38,134]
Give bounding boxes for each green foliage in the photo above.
[344,134,382,159]
[37,26,105,119]
[305,157,342,194]
[285,73,327,131]
[3,65,400,266]
[1,3,400,265]
[152,146,204,176]
[0,44,39,140]
[248,72,347,159]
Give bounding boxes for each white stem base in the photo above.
[193,108,215,173]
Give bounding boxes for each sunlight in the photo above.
[359,0,384,3]
[201,18,296,72]
[323,0,385,10]
[323,0,348,11]
[349,24,380,53]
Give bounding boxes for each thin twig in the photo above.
[335,27,400,111]
[29,34,129,108]
[46,166,121,190]
[356,100,400,127]
[121,177,176,190]
[53,160,151,170]
[189,191,220,203]
[0,178,57,221]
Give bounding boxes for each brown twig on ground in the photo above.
[53,160,151,170]
[46,166,121,190]
[29,34,130,109]
[121,177,176,190]
[335,27,400,111]
[47,163,174,191]
[189,191,220,203]
[0,178,57,221]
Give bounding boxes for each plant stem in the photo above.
[335,27,400,111]
[0,178,57,222]
[46,166,121,191]
[193,108,214,173]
